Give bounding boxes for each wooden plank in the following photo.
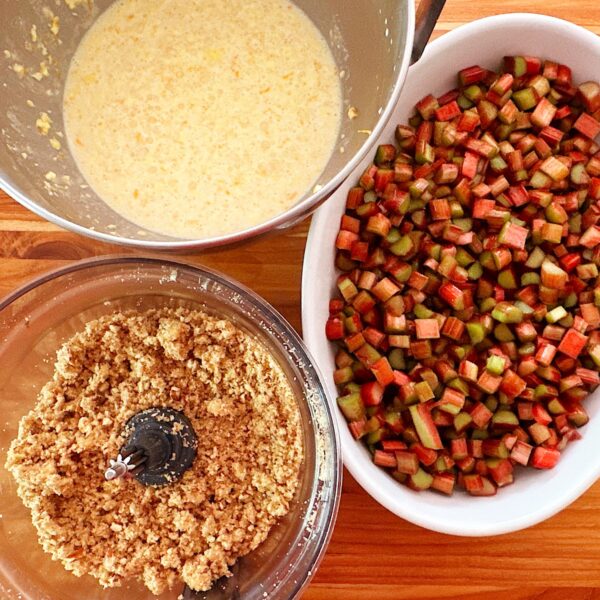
[1,3,600,599]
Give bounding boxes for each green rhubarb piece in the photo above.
[364,191,377,203]
[415,141,434,164]
[589,345,600,368]
[453,217,473,232]
[468,262,483,280]
[479,251,497,271]
[435,455,451,471]
[512,87,538,110]
[454,411,473,433]
[492,302,523,324]
[421,368,439,391]
[525,246,545,269]
[530,170,553,189]
[498,269,517,289]
[530,75,550,97]
[456,249,475,267]
[521,272,541,286]
[471,428,490,440]
[466,321,486,344]
[490,155,508,171]
[486,355,506,375]
[449,200,464,218]
[494,323,515,342]
[337,393,365,422]
[388,348,405,370]
[384,411,402,429]
[386,228,402,245]
[414,303,434,319]
[569,213,582,234]
[518,342,535,356]
[366,429,384,445]
[546,306,567,324]
[464,85,484,102]
[457,94,473,109]
[548,398,567,415]
[492,410,519,427]
[568,408,589,427]
[514,300,534,315]
[564,293,578,309]
[415,381,434,402]
[484,396,498,412]
[410,468,434,490]
[439,401,462,416]
[534,384,552,400]
[448,377,469,394]
[479,297,496,313]
[558,313,573,328]
[389,235,414,256]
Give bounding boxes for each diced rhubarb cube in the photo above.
[477,370,502,394]
[381,440,407,452]
[531,97,557,128]
[366,213,392,237]
[498,221,528,250]
[439,387,465,414]
[580,225,600,248]
[473,199,496,218]
[360,381,384,406]
[395,451,419,475]
[510,440,533,466]
[435,100,462,121]
[557,328,588,359]
[470,402,493,428]
[459,65,487,85]
[325,318,345,341]
[335,230,359,251]
[409,404,443,450]
[431,472,455,495]
[373,450,397,468]
[415,318,440,339]
[371,357,395,386]
[441,316,465,341]
[462,151,480,178]
[407,270,429,290]
[574,112,600,140]
[411,442,438,465]
[488,458,514,487]
[439,282,465,310]
[346,187,365,209]
[499,369,527,398]
[371,277,400,302]
[531,446,560,469]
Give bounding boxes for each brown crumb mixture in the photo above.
[5,307,303,595]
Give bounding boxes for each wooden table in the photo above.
[2,1,600,599]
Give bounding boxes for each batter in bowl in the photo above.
[62,0,342,238]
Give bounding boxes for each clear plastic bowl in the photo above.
[0,256,341,599]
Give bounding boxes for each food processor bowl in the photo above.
[0,257,341,599]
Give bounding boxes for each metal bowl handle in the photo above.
[411,0,447,64]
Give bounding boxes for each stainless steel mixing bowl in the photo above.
[0,0,443,250]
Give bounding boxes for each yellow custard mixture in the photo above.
[63,0,342,238]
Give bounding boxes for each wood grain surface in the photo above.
[1,2,600,599]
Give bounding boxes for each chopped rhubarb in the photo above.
[327,55,600,497]
[415,319,440,339]
[410,404,443,450]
